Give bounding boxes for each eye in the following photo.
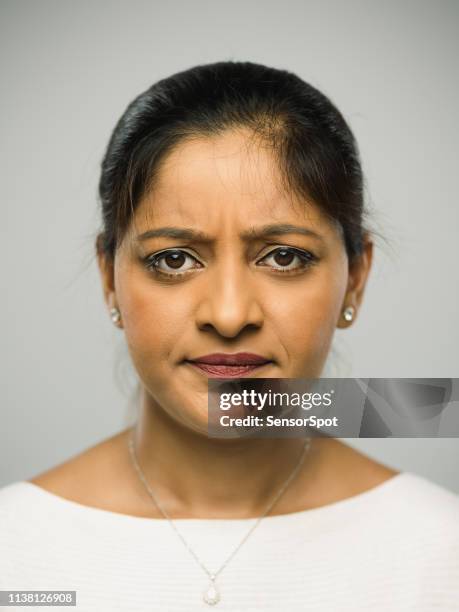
[144,249,203,277]
[257,247,318,274]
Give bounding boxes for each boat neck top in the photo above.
[1,472,458,611]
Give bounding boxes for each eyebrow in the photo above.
[136,223,324,243]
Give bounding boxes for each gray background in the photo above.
[1,0,458,492]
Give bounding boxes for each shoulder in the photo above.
[392,471,459,528]
[387,473,459,596]
[325,438,459,527]
[320,437,401,497]
[20,428,136,512]
[348,457,459,562]
[332,442,459,576]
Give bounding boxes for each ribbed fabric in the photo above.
[0,472,458,611]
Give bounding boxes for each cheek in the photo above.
[117,276,189,369]
[269,267,346,359]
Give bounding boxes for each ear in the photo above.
[337,235,373,328]
[96,234,120,322]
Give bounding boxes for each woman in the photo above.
[1,61,458,611]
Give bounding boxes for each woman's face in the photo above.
[98,129,372,434]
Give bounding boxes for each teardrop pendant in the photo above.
[203,577,220,606]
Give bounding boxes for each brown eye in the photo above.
[144,249,203,277]
[164,252,186,269]
[258,247,317,273]
[273,249,295,267]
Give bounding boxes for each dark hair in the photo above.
[96,60,369,263]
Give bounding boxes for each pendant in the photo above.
[203,575,220,606]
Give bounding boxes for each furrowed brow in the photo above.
[136,227,212,242]
[240,223,324,242]
[136,223,324,243]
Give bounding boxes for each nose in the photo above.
[195,259,264,338]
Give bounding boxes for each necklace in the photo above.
[127,428,311,606]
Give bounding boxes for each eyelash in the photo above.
[143,247,318,279]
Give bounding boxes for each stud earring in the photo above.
[342,305,355,322]
[110,307,121,325]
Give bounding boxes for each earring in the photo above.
[110,307,121,325]
[342,305,355,322]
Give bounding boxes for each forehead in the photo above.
[132,129,336,236]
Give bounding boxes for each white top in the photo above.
[0,472,458,612]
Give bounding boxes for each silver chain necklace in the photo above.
[127,428,311,606]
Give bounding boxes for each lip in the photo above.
[185,352,273,378]
[186,362,272,378]
[190,352,271,365]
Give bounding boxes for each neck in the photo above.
[132,392,327,519]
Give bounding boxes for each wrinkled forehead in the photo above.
[126,130,340,242]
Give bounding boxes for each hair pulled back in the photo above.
[97,61,368,263]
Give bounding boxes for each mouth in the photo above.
[184,352,273,378]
